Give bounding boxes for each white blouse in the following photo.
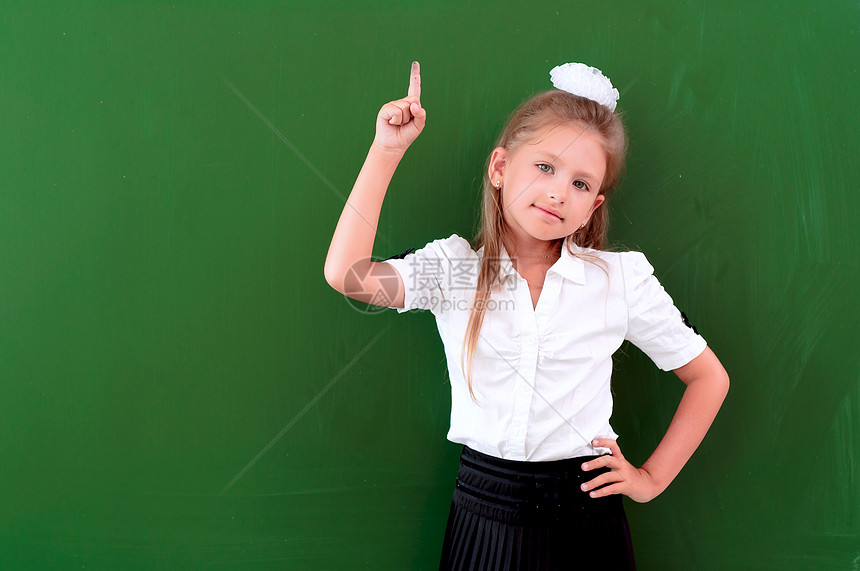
[381,233,707,461]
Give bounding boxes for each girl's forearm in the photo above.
[640,349,730,495]
[325,63,425,290]
[324,144,404,287]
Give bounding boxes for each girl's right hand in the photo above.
[372,61,426,154]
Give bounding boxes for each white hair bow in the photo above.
[549,63,620,112]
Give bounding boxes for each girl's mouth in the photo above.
[533,205,562,220]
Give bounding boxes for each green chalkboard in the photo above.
[1,1,858,569]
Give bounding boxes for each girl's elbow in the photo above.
[705,349,730,400]
[323,263,345,293]
[715,368,730,401]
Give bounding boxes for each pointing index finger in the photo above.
[408,61,421,100]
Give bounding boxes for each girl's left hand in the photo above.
[580,439,662,503]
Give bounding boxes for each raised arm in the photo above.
[323,62,426,308]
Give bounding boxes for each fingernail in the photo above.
[589,492,596,498]
[581,463,589,470]
[592,439,599,445]
[412,61,418,66]
[581,484,588,491]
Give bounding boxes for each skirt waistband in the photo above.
[453,445,620,526]
[459,445,602,477]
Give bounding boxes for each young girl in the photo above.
[324,61,729,570]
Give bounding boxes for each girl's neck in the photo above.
[504,236,562,261]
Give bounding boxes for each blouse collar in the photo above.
[483,239,588,286]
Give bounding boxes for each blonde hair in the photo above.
[460,90,628,399]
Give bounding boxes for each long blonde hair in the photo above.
[460,90,628,399]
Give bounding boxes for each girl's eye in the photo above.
[537,163,553,174]
[573,180,589,191]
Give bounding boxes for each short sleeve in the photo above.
[620,252,707,371]
[379,233,475,315]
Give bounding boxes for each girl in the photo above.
[324,61,729,570]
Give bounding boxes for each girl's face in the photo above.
[490,122,607,248]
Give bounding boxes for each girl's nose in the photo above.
[547,182,566,203]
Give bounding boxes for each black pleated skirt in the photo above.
[439,445,636,571]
